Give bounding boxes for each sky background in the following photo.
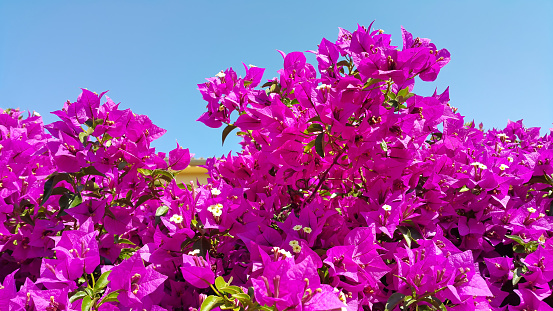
[1,1,552,158]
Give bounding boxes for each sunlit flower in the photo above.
[169,214,183,224]
[207,203,224,217]
[293,225,303,231]
[471,162,487,170]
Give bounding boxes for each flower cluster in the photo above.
[0,23,552,311]
[196,24,553,310]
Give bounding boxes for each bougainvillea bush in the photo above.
[1,23,553,311]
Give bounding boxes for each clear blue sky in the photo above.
[1,1,552,158]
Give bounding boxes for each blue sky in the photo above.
[1,1,552,158]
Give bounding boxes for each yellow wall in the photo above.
[174,158,208,185]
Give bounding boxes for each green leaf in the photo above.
[135,194,154,208]
[363,78,383,89]
[117,161,128,170]
[397,87,410,98]
[81,296,93,311]
[80,166,107,178]
[99,291,120,306]
[137,168,153,176]
[458,185,470,193]
[152,169,175,182]
[155,205,169,217]
[420,296,447,311]
[513,245,526,253]
[269,83,281,94]
[40,174,64,207]
[94,271,112,293]
[69,291,88,303]
[200,295,225,311]
[305,123,323,133]
[336,60,350,68]
[380,140,388,152]
[385,292,407,311]
[231,293,251,304]
[118,247,139,260]
[308,116,321,123]
[261,81,273,88]
[93,118,104,127]
[506,235,525,245]
[397,226,421,248]
[58,192,82,216]
[79,131,89,145]
[219,285,242,295]
[513,267,524,286]
[215,276,227,290]
[115,238,135,245]
[83,287,93,297]
[304,140,316,153]
[315,133,325,157]
[525,241,539,253]
[69,193,83,208]
[222,124,238,146]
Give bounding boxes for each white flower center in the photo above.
[170,214,183,224]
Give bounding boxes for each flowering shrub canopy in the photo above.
[1,23,553,311]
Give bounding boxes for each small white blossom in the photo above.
[289,240,299,247]
[215,71,226,78]
[292,245,302,253]
[382,204,392,212]
[169,214,183,224]
[248,64,257,68]
[527,207,537,213]
[279,249,293,258]
[316,84,331,90]
[507,157,514,163]
[292,225,303,231]
[303,227,312,234]
[207,203,224,217]
[188,249,200,256]
[471,162,487,170]
[211,188,221,196]
[499,164,509,171]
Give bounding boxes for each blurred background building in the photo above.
[174,157,208,185]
